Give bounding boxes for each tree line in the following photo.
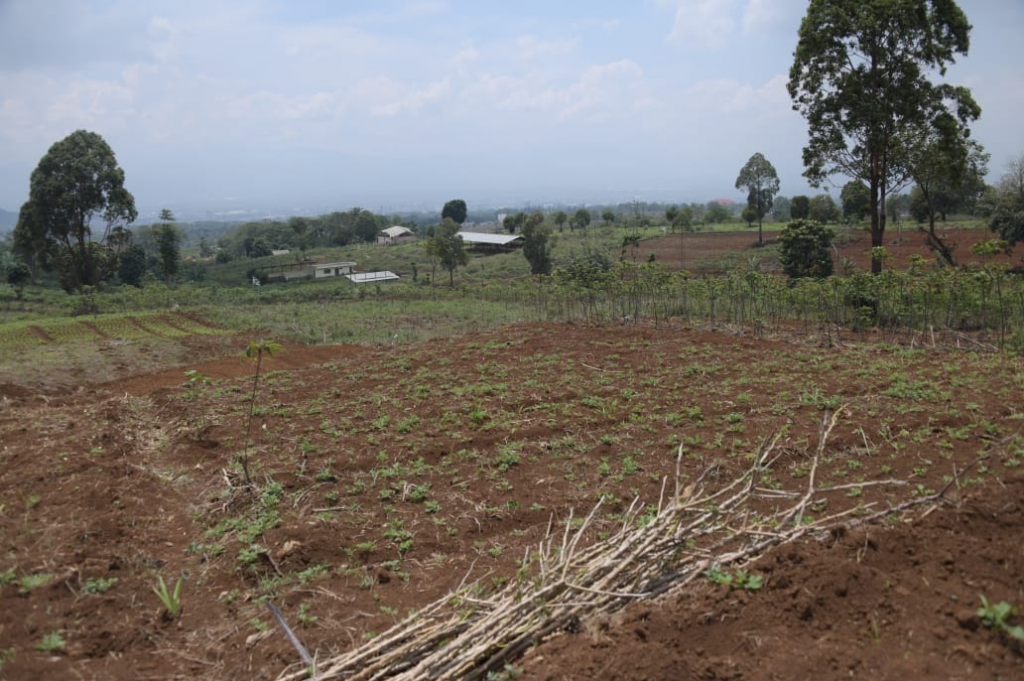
[8,0,1024,300]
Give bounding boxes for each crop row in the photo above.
[0,312,227,350]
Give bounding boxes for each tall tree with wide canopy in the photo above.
[15,130,137,292]
[734,153,780,245]
[441,199,468,225]
[788,0,979,273]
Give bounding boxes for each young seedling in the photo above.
[153,574,184,620]
[978,595,1024,642]
[35,631,66,653]
[241,339,283,486]
[703,566,762,591]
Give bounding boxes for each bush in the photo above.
[778,219,835,280]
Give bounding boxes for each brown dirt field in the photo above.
[520,472,1024,681]
[639,226,1024,273]
[1,322,1022,680]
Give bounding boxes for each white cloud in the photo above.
[48,78,134,124]
[147,15,179,61]
[682,73,789,115]
[515,35,578,60]
[278,24,396,62]
[660,0,738,49]
[472,59,643,122]
[450,46,481,66]
[742,0,784,35]
[370,77,453,117]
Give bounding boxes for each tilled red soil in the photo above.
[521,472,1024,681]
[1,321,1022,681]
[639,225,1023,272]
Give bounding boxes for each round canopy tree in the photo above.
[734,152,780,245]
[15,130,137,292]
[441,199,468,225]
[788,0,979,273]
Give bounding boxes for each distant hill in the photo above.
[0,207,17,233]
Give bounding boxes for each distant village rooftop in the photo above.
[381,226,414,238]
[456,231,523,247]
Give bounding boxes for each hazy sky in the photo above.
[1,0,1022,214]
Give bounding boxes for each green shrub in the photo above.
[778,219,835,279]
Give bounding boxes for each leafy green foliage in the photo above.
[554,249,613,289]
[15,130,137,292]
[735,152,780,244]
[82,577,119,594]
[704,202,731,224]
[840,181,869,222]
[778,219,835,280]
[17,572,54,594]
[978,595,1024,641]
[441,199,468,225]
[790,195,810,220]
[521,211,554,275]
[808,194,840,224]
[153,574,184,619]
[571,208,591,232]
[986,155,1024,245]
[154,214,183,283]
[704,566,763,591]
[5,262,30,299]
[426,218,469,287]
[552,210,568,232]
[788,0,979,272]
[35,631,66,652]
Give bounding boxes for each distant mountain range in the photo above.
[0,207,17,232]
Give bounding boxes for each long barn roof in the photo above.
[456,231,522,245]
[347,271,400,283]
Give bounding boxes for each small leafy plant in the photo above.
[704,566,763,591]
[17,572,54,595]
[978,595,1024,642]
[82,577,119,594]
[153,574,184,620]
[35,631,65,653]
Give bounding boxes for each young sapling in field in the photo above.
[241,339,283,485]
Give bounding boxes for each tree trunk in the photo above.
[869,173,883,275]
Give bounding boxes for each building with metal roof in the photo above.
[346,271,400,283]
[377,226,417,245]
[314,262,357,279]
[456,231,523,251]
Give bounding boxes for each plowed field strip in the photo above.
[27,325,52,343]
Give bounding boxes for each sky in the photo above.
[1,0,1022,217]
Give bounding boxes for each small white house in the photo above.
[314,262,357,279]
[377,226,416,245]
